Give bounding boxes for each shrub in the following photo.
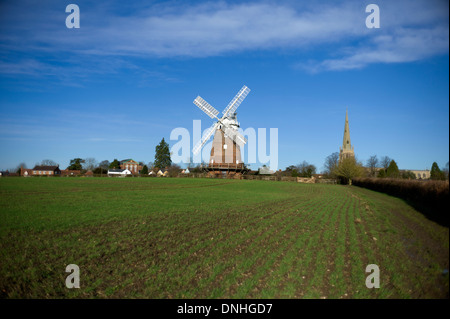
[353,177,449,226]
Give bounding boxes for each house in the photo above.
[20,168,33,176]
[60,169,81,177]
[0,171,9,177]
[157,169,169,177]
[108,169,132,177]
[120,159,143,175]
[258,166,274,175]
[30,165,61,176]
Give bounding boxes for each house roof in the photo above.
[108,169,131,174]
[259,166,274,175]
[120,159,137,164]
[108,169,126,173]
[32,165,60,171]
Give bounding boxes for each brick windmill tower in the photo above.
[192,85,250,177]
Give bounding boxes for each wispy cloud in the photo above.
[0,0,448,74]
[299,25,449,72]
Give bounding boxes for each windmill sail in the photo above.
[222,85,250,118]
[223,126,247,145]
[194,96,220,119]
[193,122,219,155]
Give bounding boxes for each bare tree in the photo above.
[83,158,97,171]
[99,160,110,170]
[168,164,181,177]
[380,156,391,171]
[41,159,57,166]
[15,162,27,174]
[323,152,339,178]
[367,155,379,177]
[296,161,317,178]
[443,162,449,180]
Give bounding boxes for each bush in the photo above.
[353,177,449,226]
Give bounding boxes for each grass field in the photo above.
[0,177,448,299]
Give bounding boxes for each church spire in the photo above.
[342,108,351,150]
[339,108,355,162]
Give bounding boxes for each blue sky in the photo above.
[0,0,448,172]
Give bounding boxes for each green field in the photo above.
[0,177,448,298]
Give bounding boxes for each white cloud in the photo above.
[0,0,448,73]
[300,25,449,72]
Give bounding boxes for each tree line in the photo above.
[321,153,449,184]
[14,138,187,177]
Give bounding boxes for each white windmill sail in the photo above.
[193,121,219,155]
[223,126,247,145]
[222,85,250,118]
[193,96,219,119]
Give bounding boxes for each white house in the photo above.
[107,169,132,177]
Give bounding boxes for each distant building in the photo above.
[60,169,81,177]
[19,168,33,176]
[30,165,61,176]
[120,159,142,175]
[339,109,355,163]
[157,169,169,177]
[403,169,431,180]
[108,169,132,177]
[0,171,10,177]
[258,166,274,175]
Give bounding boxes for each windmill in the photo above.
[193,85,250,175]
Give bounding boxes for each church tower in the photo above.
[339,109,355,162]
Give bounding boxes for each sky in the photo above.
[0,0,448,172]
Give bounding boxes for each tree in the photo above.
[141,165,149,176]
[109,159,120,169]
[377,169,386,178]
[154,138,172,169]
[83,158,97,171]
[443,162,449,180]
[93,167,107,175]
[380,156,391,170]
[285,165,299,177]
[336,157,364,185]
[16,162,27,174]
[99,160,110,170]
[67,158,83,170]
[366,155,379,177]
[401,170,416,179]
[167,164,181,177]
[41,159,57,166]
[386,160,400,178]
[323,152,339,178]
[430,162,445,180]
[296,161,316,178]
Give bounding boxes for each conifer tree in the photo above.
[154,138,172,169]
